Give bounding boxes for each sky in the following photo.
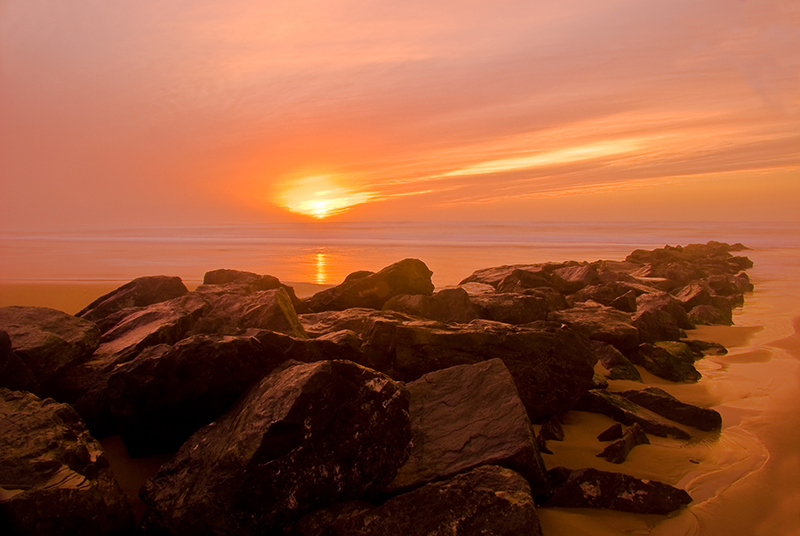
[1,0,799,230]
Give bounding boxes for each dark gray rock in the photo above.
[299,308,420,338]
[596,422,649,464]
[496,268,553,294]
[201,269,308,314]
[636,291,694,329]
[382,288,479,324]
[610,290,637,313]
[550,304,640,353]
[617,387,722,431]
[290,465,543,536]
[140,360,411,536]
[545,467,691,514]
[459,264,543,289]
[631,308,684,344]
[386,359,549,497]
[689,304,733,326]
[0,306,100,386]
[573,390,691,440]
[76,276,188,327]
[597,423,624,441]
[0,330,41,394]
[629,343,702,383]
[551,264,602,294]
[682,339,727,357]
[362,320,597,423]
[593,341,642,382]
[104,334,283,457]
[187,286,307,338]
[0,389,133,536]
[470,293,549,324]
[305,259,434,312]
[674,283,714,312]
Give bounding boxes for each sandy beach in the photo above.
[2,244,799,534]
[537,246,800,535]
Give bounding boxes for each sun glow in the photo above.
[276,175,371,219]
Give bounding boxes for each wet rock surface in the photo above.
[387,359,549,496]
[0,388,134,536]
[574,390,691,439]
[290,465,543,536]
[305,259,435,312]
[0,306,100,386]
[139,360,411,536]
[545,467,692,514]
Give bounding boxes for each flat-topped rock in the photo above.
[545,467,692,514]
[362,319,597,422]
[76,275,188,326]
[387,359,549,497]
[573,390,691,440]
[617,387,722,431]
[0,306,100,386]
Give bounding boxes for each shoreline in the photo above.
[3,243,799,534]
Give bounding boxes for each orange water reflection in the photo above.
[315,249,327,285]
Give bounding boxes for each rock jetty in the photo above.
[0,242,753,535]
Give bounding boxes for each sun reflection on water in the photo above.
[315,249,327,285]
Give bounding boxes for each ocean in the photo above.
[3,221,799,287]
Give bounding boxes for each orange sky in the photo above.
[1,0,799,230]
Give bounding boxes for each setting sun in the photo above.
[276,175,371,219]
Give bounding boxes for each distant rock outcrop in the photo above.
[305,259,435,312]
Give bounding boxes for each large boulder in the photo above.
[636,292,694,330]
[382,288,479,324]
[0,306,100,386]
[469,293,548,324]
[0,330,40,394]
[76,275,188,327]
[459,264,542,288]
[495,268,554,294]
[630,342,702,383]
[387,359,549,497]
[140,360,412,536]
[290,466,543,536]
[103,334,283,456]
[573,390,691,439]
[361,320,597,422]
[298,309,420,338]
[545,467,691,514]
[551,264,602,294]
[187,286,307,338]
[617,387,722,431]
[0,389,133,535]
[550,304,640,353]
[305,259,434,312]
[201,269,309,314]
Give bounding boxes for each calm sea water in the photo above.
[2,221,799,287]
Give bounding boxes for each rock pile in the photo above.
[0,242,753,535]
